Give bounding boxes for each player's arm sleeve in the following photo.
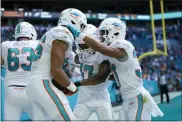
[111,41,131,62]
[50,27,74,50]
[76,60,111,86]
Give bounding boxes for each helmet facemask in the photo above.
[76,41,95,60]
[80,23,86,32]
[69,20,86,32]
[76,24,98,60]
[99,28,120,46]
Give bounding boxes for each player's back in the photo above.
[109,39,143,99]
[1,40,39,87]
[31,26,74,79]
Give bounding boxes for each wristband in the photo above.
[79,32,86,41]
[67,82,77,92]
[74,81,81,87]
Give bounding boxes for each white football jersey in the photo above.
[109,39,143,99]
[31,26,74,79]
[78,52,111,103]
[1,40,39,87]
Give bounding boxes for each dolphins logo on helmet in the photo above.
[70,12,80,18]
[112,22,122,30]
[58,8,87,30]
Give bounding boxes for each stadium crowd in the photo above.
[1,24,182,91]
[1,24,181,43]
[126,24,181,42]
[140,45,182,91]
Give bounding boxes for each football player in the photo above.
[26,8,87,121]
[67,18,164,121]
[73,24,113,120]
[1,22,38,120]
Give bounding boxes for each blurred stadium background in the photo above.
[1,0,182,121]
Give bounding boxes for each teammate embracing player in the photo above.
[26,8,87,121]
[1,22,38,120]
[67,18,164,121]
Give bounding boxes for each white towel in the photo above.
[142,88,164,117]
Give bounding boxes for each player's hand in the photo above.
[61,87,78,96]
[65,88,78,96]
[52,79,78,96]
[66,24,81,37]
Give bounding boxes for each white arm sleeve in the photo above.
[109,40,134,62]
[110,40,133,54]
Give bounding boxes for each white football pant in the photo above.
[26,79,76,121]
[119,93,153,121]
[4,86,31,120]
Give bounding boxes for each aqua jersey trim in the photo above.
[43,80,70,121]
[136,93,143,120]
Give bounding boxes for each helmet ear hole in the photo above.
[105,30,109,35]
[114,32,119,36]
[71,21,76,25]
